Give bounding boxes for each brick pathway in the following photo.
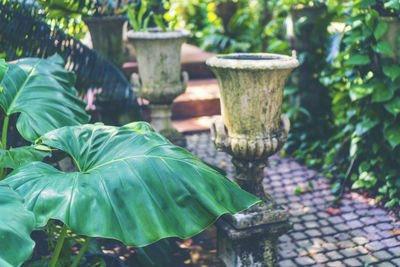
[186,132,400,267]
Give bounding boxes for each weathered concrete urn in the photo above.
[84,15,124,67]
[206,53,299,267]
[127,28,190,146]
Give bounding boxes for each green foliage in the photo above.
[5,122,260,247]
[177,0,279,53]
[318,0,400,209]
[127,0,153,31]
[126,0,178,32]
[281,3,338,171]
[39,0,136,17]
[0,55,90,142]
[0,56,260,266]
[0,146,51,169]
[0,59,7,88]
[0,184,35,267]
[294,186,303,196]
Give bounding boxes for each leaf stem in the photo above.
[0,115,9,180]
[71,236,93,267]
[49,224,68,267]
[1,115,9,150]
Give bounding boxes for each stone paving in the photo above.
[186,132,400,267]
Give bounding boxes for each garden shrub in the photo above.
[176,0,277,53]
[320,0,400,208]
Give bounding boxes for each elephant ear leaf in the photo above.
[5,122,260,247]
[0,55,90,142]
[0,146,51,169]
[0,184,35,267]
[0,58,8,88]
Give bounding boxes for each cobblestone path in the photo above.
[186,133,400,267]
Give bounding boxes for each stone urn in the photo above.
[286,4,327,51]
[206,53,298,267]
[84,15,124,67]
[127,28,190,147]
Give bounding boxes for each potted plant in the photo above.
[0,56,260,266]
[126,0,190,147]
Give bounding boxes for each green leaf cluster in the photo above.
[277,0,400,213]
[177,0,281,53]
[0,56,260,266]
[322,0,400,210]
[126,0,179,32]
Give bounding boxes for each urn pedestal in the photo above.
[206,53,299,267]
[127,29,190,147]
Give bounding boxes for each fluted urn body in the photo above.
[127,28,190,146]
[207,53,299,201]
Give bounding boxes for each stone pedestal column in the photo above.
[206,53,299,267]
[127,29,190,147]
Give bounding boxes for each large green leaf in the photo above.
[0,146,51,169]
[371,82,393,102]
[0,59,7,86]
[373,41,394,56]
[374,21,388,40]
[384,124,400,149]
[5,122,260,247]
[345,54,370,66]
[0,59,7,93]
[349,84,373,101]
[383,64,400,82]
[0,184,35,267]
[0,55,90,142]
[384,96,400,116]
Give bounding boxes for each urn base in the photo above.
[159,128,187,147]
[216,205,291,267]
[149,104,187,147]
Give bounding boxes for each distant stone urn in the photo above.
[127,28,190,147]
[84,15,124,67]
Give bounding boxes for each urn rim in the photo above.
[83,14,124,23]
[206,53,299,70]
[127,28,191,40]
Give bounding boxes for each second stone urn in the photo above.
[127,28,190,146]
[206,53,299,267]
[84,15,125,67]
